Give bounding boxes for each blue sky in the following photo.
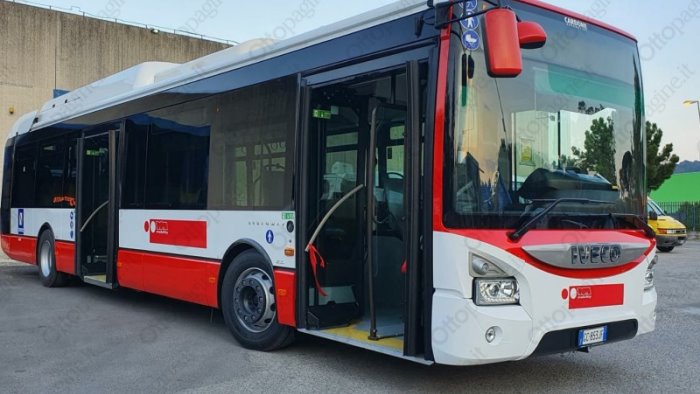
[32,0,700,161]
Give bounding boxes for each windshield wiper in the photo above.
[508,198,615,241]
[610,213,656,239]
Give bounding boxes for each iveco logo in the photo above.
[523,242,648,270]
[571,244,622,266]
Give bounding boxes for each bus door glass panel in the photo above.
[306,69,409,333]
[371,107,407,325]
[310,96,363,312]
[80,133,110,275]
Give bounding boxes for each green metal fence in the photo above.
[657,202,700,232]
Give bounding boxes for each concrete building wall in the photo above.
[0,1,230,174]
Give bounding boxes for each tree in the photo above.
[646,121,679,192]
[571,117,617,183]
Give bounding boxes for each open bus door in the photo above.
[75,124,120,288]
[298,54,428,360]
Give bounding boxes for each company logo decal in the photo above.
[566,284,624,309]
[564,16,588,31]
[152,221,169,235]
[52,196,76,207]
[571,244,621,265]
[570,286,592,300]
[523,242,648,270]
[145,219,207,249]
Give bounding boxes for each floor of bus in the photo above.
[84,274,107,283]
[313,308,404,352]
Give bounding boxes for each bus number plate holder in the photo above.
[578,326,608,347]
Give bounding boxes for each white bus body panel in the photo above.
[118,210,296,268]
[431,231,657,366]
[8,208,296,269]
[10,208,75,241]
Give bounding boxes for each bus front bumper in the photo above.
[431,288,656,366]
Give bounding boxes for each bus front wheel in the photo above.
[37,231,70,288]
[221,250,295,351]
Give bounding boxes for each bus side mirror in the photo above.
[649,211,658,221]
[518,21,547,49]
[483,9,523,78]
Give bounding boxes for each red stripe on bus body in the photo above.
[54,241,76,275]
[147,219,207,249]
[117,249,220,308]
[273,269,297,328]
[568,284,625,309]
[1,234,37,265]
[432,21,452,230]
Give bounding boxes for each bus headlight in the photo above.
[475,278,520,306]
[644,256,658,291]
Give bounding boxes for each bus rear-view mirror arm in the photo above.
[425,1,547,78]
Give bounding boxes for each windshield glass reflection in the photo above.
[445,3,645,229]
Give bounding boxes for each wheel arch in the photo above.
[218,239,274,308]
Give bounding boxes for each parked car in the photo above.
[648,199,687,252]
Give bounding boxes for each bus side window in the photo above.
[62,140,78,208]
[123,119,148,209]
[208,77,297,211]
[12,145,37,208]
[145,106,211,210]
[36,140,66,208]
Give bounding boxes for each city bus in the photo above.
[1,0,657,365]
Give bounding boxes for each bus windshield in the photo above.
[444,3,645,229]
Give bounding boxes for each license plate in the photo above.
[578,326,608,347]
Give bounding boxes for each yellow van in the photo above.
[648,199,687,252]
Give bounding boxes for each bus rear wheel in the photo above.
[657,246,674,253]
[221,250,295,351]
[37,231,70,288]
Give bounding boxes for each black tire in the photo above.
[657,246,674,253]
[221,250,295,351]
[37,231,70,288]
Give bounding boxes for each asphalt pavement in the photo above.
[0,243,699,393]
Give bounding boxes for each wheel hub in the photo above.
[39,240,52,277]
[233,268,276,333]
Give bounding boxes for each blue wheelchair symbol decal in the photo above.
[462,30,480,51]
[464,0,478,11]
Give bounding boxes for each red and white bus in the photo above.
[1,0,657,365]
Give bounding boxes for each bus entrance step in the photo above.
[87,255,108,265]
[83,275,115,289]
[307,302,360,329]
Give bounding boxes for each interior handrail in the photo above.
[79,201,109,233]
[305,184,365,252]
